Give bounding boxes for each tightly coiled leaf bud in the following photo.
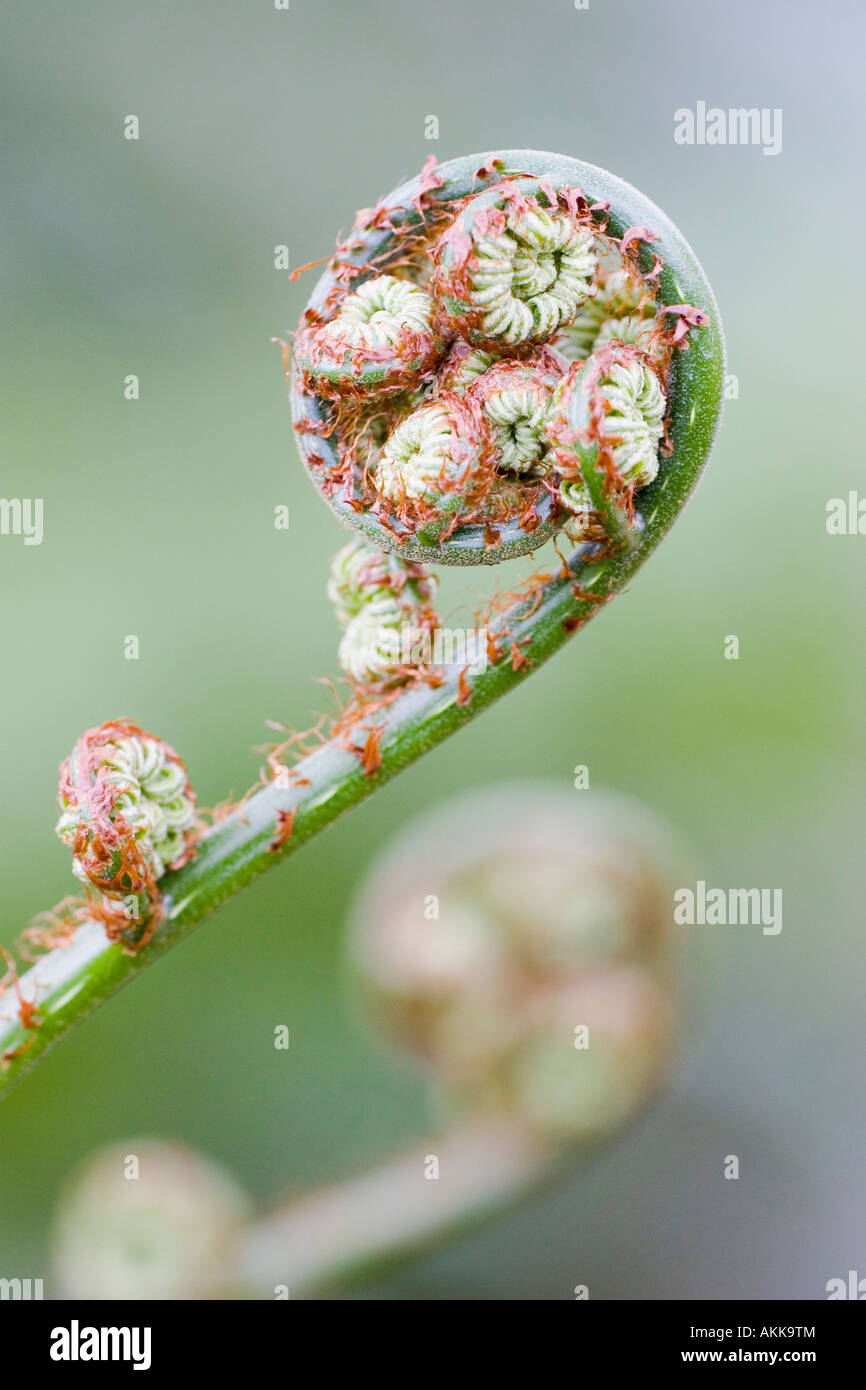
[328,537,437,626]
[294,274,445,398]
[466,350,565,477]
[328,539,439,686]
[431,182,598,348]
[55,720,197,947]
[546,341,667,498]
[434,340,498,396]
[554,264,657,362]
[373,393,496,530]
[557,481,607,543]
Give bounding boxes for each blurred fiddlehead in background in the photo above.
[52,786,688,1298]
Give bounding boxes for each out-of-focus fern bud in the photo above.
[52,1139,250,1300]
[506,967,672,1140]
[349,784,684,1144]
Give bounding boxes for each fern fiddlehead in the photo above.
[0,150,724,1096]
[54,721,198,951]
[291,154,719,568]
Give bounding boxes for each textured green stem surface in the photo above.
[0,151,724,1098]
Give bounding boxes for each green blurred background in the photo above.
[1,0,863,1298]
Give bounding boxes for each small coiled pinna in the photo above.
[329,538,439,686]
[294,274,444,398]
[431,181,598,348]
[55,720,197,948]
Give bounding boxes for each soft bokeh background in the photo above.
[1,0,863,1298]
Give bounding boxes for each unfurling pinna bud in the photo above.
[545,340,667,545]
[554,263,660,363]
[293,274,444,399]
[546,341,666,492]
[52,1140,249,1300]
[328,539,439,687]
[466,350,564,477]
[431,181,598,348]
[349,784,685,1145]
[55,719,197,949]
[372,393,496,533]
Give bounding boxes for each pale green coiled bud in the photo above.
[327,537,437,627]
[546,342,667,494]
[557,479,606,542]
[554,264,654,362]
[432,182,598,348]
[328,539,439,687]
[435,341,498,396]
[594,312,658,356]
[373,394,495,526]
[467,353,564,477]
[52,1140,250,1300]
[293,273,444,398]
[54,721,198,947]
